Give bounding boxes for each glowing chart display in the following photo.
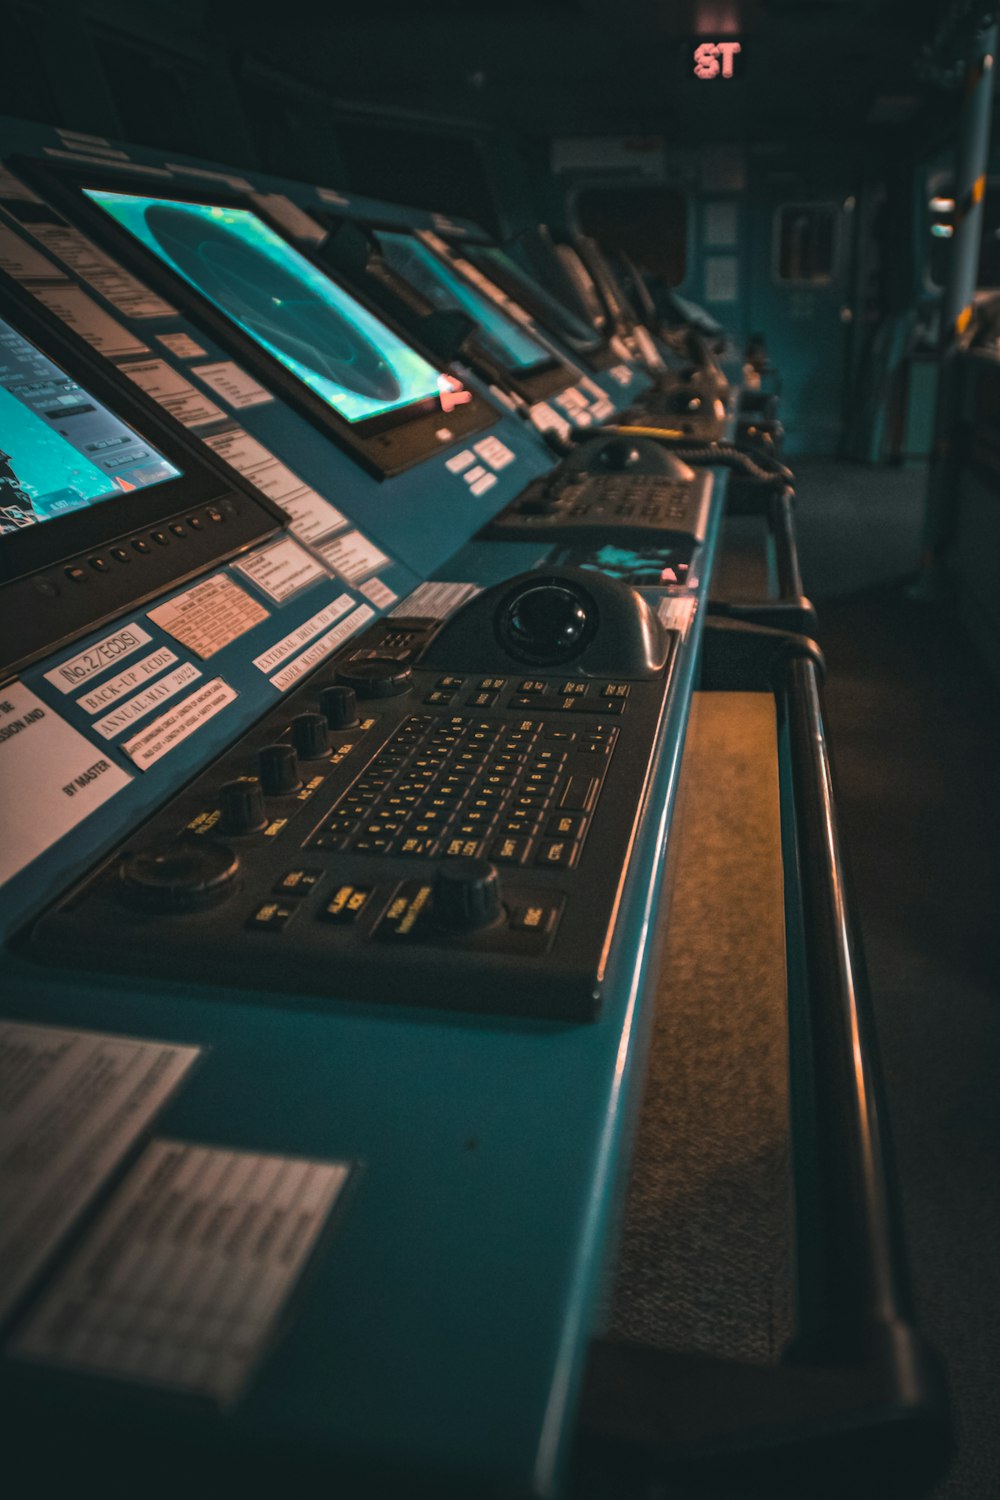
[84,191,450,425]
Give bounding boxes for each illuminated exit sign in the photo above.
[693,40,743,79]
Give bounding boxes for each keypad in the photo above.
[555,475,695,522]
[309,710,618,866]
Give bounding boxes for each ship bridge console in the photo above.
[0,96,949,1500]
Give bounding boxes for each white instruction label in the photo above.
[122,677,237,770]
[0,1024,201,1324]
[32,284,149,359]
[0,223,61,280]
[203,429,345,541]
[45,620,153,694]
[148,574,269,659]
[252,593,355,675]
[359,576,397,609]
[157,331,207,360]
[27,223,176,318]
[445,449,476,474]
[233,536,326,603]
[391,579,480,619]
[657,596,697,639]
[0,683,132,885]
[12,1139,350,1405]
[123,358,226,428]
[77,646,179,715]
[192,360,274,410]
[93,662,202,741]
[250,192,327,243]
[270,605,374,692]
[609,364,634,387]
[318,530,389,583]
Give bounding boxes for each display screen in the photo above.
[83,191,450,426]
[0,315,180,538]
[471,247,603,352]
[375,231,551,374]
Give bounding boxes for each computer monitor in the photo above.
[0,276,282,676]
[24,165,495,478]
[373,230,550,374]
[0,314,180,538]
[461,244,614,370]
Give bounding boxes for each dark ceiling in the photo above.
[216,0,955,142]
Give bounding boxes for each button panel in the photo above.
[484,469,711,549]
[32,624,676,1024]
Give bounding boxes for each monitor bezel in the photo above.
[0,271,281,582]
[314,213,576,405]
[14,159,496,479]
[457,242,619,373]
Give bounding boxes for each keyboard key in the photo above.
[398,835,440,857]
[320,883,374,924]
[535,838,579,870]
[508,902,557,934]
[559,775,598,812]
[274,868,323,897]
[444,836,485,859]
[546,812,586,839]
[489,835,532,865]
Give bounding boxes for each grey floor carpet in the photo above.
[609,692,793,1364]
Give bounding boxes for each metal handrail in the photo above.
[576,648,950,1497]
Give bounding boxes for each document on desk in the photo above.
[0,1022,201,1323]
[13,1140,351,1406]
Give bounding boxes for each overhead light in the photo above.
[930,196,956,212]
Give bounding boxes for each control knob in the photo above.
[258,743,302,796]
[432,857,503,931]
[335,658,413,699]
[292,712,330,760]
[319,684,359,729]
[119,839,240,912]
[220,776,268,835]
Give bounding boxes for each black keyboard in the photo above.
[29,629,676,1023]
[308,704,620,869]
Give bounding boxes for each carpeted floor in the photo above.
[793,459,1000,1499]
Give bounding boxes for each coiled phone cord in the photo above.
[585,425,794,487]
